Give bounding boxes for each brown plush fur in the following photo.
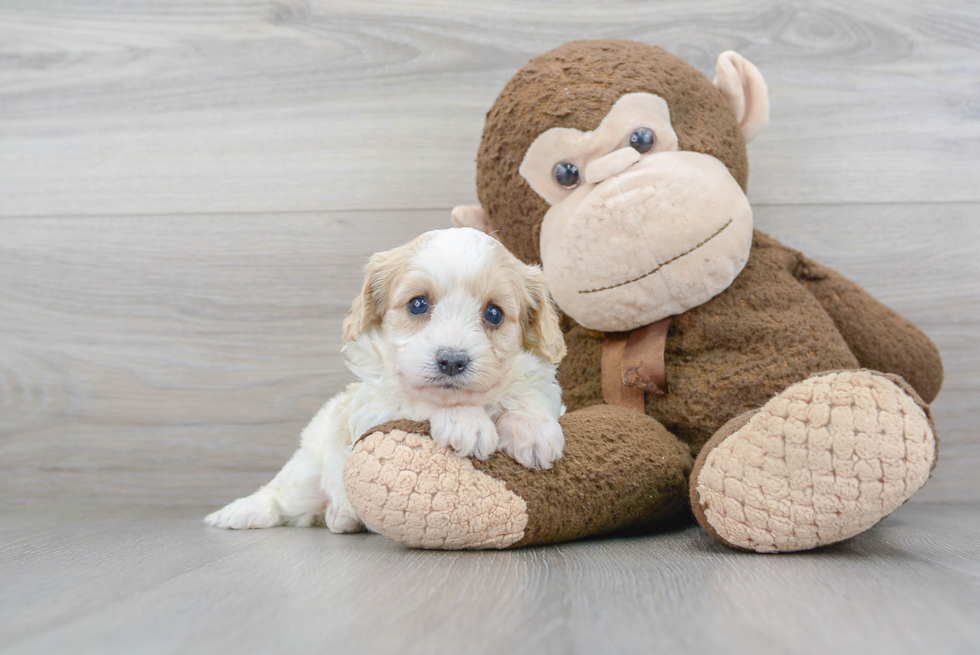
[795,257,944,402]
[476,40,749,265]
[557,231,943,455]
[687,371,940,552]
[473,404,693,547]
[362,408,694,548]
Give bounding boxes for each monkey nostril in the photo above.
[436,349,470,377]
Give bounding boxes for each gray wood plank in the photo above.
[0,210,442,505]
[1,503,978,655]
[0,0,978,217]
[913,443,980,505]
[1,205,977,505]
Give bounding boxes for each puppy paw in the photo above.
[497,411,565,469]
[325,497,366,534]
[326,505,365,534]
[430,405,499,460]
[204,492,283,530]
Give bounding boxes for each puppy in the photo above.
[205,227,567,532]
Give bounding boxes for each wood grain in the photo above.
[0,0,978,217]
[0,205,976,505]
[1,503,978,654]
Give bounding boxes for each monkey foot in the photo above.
[343,423,530,549]
[691,370,938,553]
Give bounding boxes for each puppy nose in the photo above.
[436,349,470,377]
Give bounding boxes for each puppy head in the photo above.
[343,227,565,405]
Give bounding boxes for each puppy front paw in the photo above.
[204,492,283,530]
[326,501,365,534]
[430,405,499,460]
[324,481,366,534]
[496,411,565,470]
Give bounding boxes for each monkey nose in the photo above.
[585,147,643,185]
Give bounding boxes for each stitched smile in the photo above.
[578,218,733,294]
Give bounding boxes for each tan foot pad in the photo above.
[692,371,937,553]
[344,427,529,549]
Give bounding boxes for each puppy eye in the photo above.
[629,127,656,154]
[484,303,504,326]
[407,296,429,316]
[553,162,581,189]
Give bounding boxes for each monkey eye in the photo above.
[553,162,581,189]
[629,127,656,153]
[408,296,429,316]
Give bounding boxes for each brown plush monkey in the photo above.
[343,40,943,552]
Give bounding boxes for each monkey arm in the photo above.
[793,254,943,403]
[345,406,693,549]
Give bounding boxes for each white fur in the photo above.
[205,229,565,532]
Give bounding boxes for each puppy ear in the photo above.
[343,242,416,345]
[520,264,567,365]
[342,252,385,345]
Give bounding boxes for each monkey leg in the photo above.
[343,404,693,549]
[690,370,938,553]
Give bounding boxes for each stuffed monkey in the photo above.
[343,40,943,552]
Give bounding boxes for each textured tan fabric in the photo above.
[344,426,528,549]
[538,151,753,332]
[346,407,693,549]
[691,371,938,553]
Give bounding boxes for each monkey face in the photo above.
[457,42,770,332]
[519,92,754,332]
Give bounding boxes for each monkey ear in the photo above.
[713,51,769,144]
[451,205,491,233]
[521,264,567,365]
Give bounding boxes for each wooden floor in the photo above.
[2,502,979,655]
[1,1,979,653]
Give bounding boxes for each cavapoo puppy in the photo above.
[205,227,567,532]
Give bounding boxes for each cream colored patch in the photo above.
[450,205,491,233]
[584,147,642,185]
[713,51,769,144]
[539,151,753,332]
[519,92,679,206]
[344,429,529,549]
[695,371,936,553]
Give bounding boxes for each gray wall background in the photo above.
[1,0,977,506]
